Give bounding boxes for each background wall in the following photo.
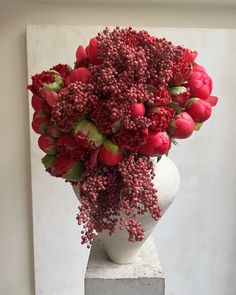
[0,1,236,295]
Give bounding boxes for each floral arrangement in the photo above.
[28,27,218,248]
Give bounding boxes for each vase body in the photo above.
[73,155,180,264]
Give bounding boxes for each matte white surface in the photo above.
[85,237,164,295]
[26,25,236,295]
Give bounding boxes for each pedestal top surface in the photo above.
[85,237,164,280]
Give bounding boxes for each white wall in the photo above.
[0,2,236,295]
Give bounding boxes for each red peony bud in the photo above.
[43,102,52,116]
[187,98,212,123]
[38,135,57,155]
[193,64,206,72]
[188,64,213,99]
[153,89,171,106]
[138,131,171,156]
[74,119,105,149]
[170,62,192,86]
[42,71,64,92]
[53,156,83,181]
[168,112,195,139]
[41,89,59,107]
[65,67,91,84]
[169,86,190,107]
[33,108,47,120]
[31,94,43,111]
[47,124,62,138]
[32,117,48,134]
[42,154,56,173]
[183,48,198,63]
[206,95,218,107]
[129,102,145,118]
[56,134,86,158]
[148,106,175,132]
[90,147,101,168]
[50,64,72,79]
[76,45,87,61]
[87,38,102,65]
[99,139,123,166]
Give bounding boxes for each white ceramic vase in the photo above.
[73,155,180,264]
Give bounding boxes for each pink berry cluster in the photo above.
[77,154,159,247]
[28,27,218,246]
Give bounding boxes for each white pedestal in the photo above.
[85,237,165,295]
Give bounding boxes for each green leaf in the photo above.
[171,138,179,146]
[42,154,56,169]
[169,86,187,95]
[157,155,162,163]
[168,102,183,114]
[64,161,84,182]
[195,122,202,131]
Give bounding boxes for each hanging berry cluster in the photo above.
[28,27,218,247]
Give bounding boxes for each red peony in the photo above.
[41,89,59,107]
[28,27,218,247]
[138,131,171,156]
[57,134,87,158]
[168,112,195,139]
[38,135,57,155]
[188,64,213,99]
[54,156,83,182]
[187,98,212,123]
[169,86,190,107]
[65,67,91,85]
[182,48,198,64]
[31,94,44,111]
[32,117,48,134]
[51,64,71,79]
[148,106,175,132]
[99,139,123,166]
[206,95,218,107]
[87,37,102,65]
[129,102,145,118]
